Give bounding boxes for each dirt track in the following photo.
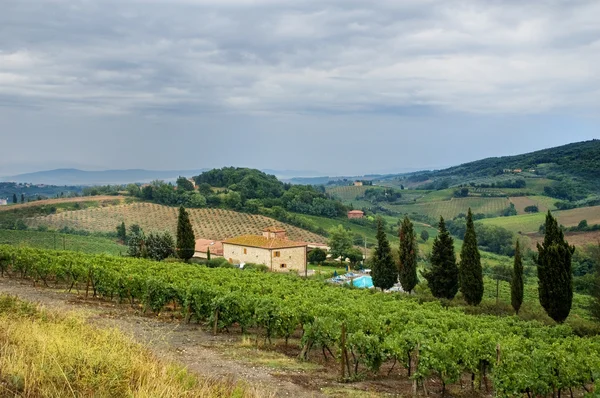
[0,277,323,398]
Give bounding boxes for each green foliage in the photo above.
[307,248,327,264]
[398,216,418,293]
[501,203,518,217]
[591,244,600,322]
[524,205,539,213]
[1,245,600,397]
[12,194,17,204]
[145,232,176,261]
[420,229,429,242]
[327,225,352,262]
[423,217,459,300]
[176,176,195,192]
[371,218,397,290]
[459,209,483,305]
[536,211,575,323]
[176,206,195,261]
[345,247,363,267]
[511,240,524,314]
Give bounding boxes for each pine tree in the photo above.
[372,218,398,290]
[116,222,127,242]
[423,217,459,300]
[20,194,24,203]
[206,247,211,261]
[398,216,418,293]
[536,211,574,323]
[511,240,524,315]
[12,194,17,204]
[176,206,196,261]
[459,208,483,305]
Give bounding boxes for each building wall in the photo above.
[348,212,364,219]
[193,251,223,259]
[223,243,306,273]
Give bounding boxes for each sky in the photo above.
[1,0,599,176]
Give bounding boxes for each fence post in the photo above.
[413,342,420,397]
[340,322,346,381]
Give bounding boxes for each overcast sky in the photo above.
[1,0,599,176]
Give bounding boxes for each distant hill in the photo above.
[0,168,208,185]
[377,140,600,191]
[433,140,600,181]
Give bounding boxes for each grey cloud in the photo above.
[1,0,599,117]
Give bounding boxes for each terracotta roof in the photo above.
[348,210,364,214]
[223,235,306,249]
[195,239,224,255]
[263,226,286,232]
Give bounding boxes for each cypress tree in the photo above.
[423,217,458,300]
[536,211,574,323]
[398,216,418,293]
[372,217,398,290]
[176,206,196,261]
[459,208,483,305]
[207,247,211,261]
[20,194,24,203]
[511,240,524,315]
[12,194,17,204]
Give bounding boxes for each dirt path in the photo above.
[0,277,324,398]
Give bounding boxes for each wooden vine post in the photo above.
[412,342,420,397]
[213,308,219,336]
[340,322,347,382]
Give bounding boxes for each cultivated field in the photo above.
[479,205,600,234]
[385,197,510,220]
[525,230,600,248]
[25,203,327,243]
[509,195,557,214]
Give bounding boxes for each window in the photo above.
[243,248,247,254]
[274,251,280,257]
[280,263,287,268]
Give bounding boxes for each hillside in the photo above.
[24,202,328,244]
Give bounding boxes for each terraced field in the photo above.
[385,197,511,220]
[24,203,327,243]
[479,205,600,234]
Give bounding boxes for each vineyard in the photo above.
[0,195,128,212]
[24,203,327,244]
[0,229,123,255]
[1,246,598,397]
[509,196,557,214]
[385,197,511,220]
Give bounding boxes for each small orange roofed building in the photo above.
[222,227,307,273]
[347,210,365,219]
[194,239,223,259]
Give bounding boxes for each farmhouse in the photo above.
[222,227,307,273]
[347,210,365,219]
[194,239,223,259]
[0,198,7,206]
[353,181,363,187]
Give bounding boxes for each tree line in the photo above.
[369,209,578,323]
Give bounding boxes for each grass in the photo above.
[0,229,125,255]
[0,294,266,398]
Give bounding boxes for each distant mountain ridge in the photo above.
[0,168,208,185]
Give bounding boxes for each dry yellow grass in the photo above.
[25,202,327,243]
[0,295,269,397]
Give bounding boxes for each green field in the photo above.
[479,205,600,234]
[0,229,125,255]
[385,197,510,220]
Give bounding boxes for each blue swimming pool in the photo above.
[350,275,373,288]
